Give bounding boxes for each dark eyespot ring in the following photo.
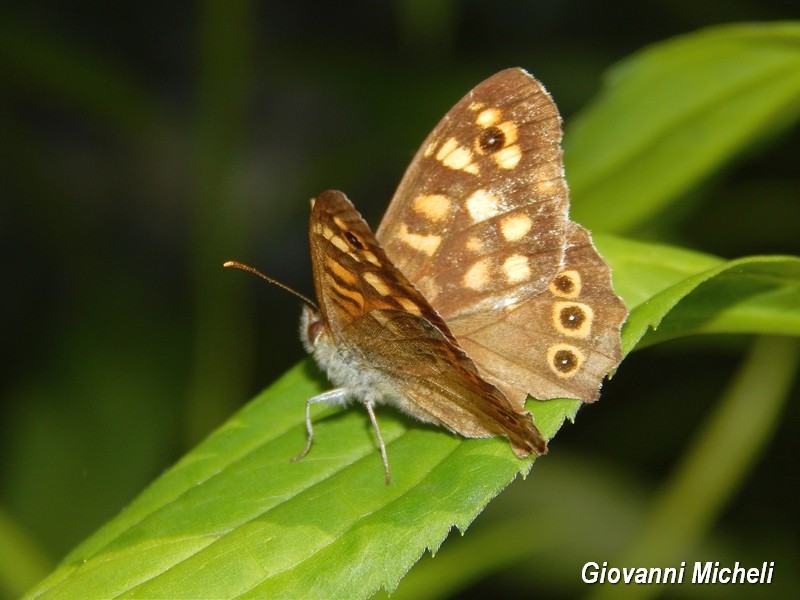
[344,231,363,249]
[560,305,586,330]
[553,349,578,374]
[554,274,575,294]
[478,126,506,153]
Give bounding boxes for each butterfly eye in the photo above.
[478,126,506,153]
[344,231,364,249]
[307,319,324,344]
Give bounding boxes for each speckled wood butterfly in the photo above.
[229,68,626,484]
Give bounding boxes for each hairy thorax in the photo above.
[301,305,387,406]
[300,305,441,424]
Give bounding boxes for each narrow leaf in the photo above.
[24,236,799,599]
[566,22,800,232]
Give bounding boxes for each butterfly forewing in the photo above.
[308,190,546,455]
[376,68,570,319]
[309,190,457,345]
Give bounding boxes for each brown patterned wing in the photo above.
[348,308,546,457]
[309,190,546,456]
[309,189,457,345]
[447,223,628,408]
[376,68,569,319]
[376,68,626,408]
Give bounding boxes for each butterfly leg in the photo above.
[293,388,349,463]
[364,401,391,485]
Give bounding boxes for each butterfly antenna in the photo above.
[223,260,318,311]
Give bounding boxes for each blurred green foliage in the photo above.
[1,2,799,599]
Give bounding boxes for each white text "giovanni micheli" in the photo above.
[582,561,774,585]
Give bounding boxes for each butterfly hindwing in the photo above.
[376,68,570,320]
[447,222,628,407]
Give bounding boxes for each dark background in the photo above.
[2,2,799,598]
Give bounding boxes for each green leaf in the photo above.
[23,362,546,599]
[0,506,51,600]
[378,332,800,600]
[24,235,800,599]
[597,234,800,353]
[566,22,800,232]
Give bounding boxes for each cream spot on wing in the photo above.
[413,194,451,222]
[363,272,391,296]
[539,162,563,182]
[325,259,364,309]
[469,101,485,111]
[436,138,458,158]
[547,344,585,378]
[552,301,594,338]
[371,310,394,327]
[423,141,436,158]
[494,144,522,169]
[463,258,491,290]
[399,223,441,256]
[333,216,348,230]
[496,120,519,145]
[321,224,335,240]
[503,254,531,283]
[476,108,501,127]
[436,137,479,174]
[549,270,582,298]
[329,259,357,285]
[500,214,533,241]
[417,278,440,301]
[334,284,364,309]
[466,189,500,223]
[536,178,559,195]
[362,250,381,266]
[396,296,422,315]
[330,235,350,253]
[465,236,484,253]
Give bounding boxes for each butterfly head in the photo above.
[300,301,352,381]
[300,304,327,354]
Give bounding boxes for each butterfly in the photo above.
[232,68,627,484]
